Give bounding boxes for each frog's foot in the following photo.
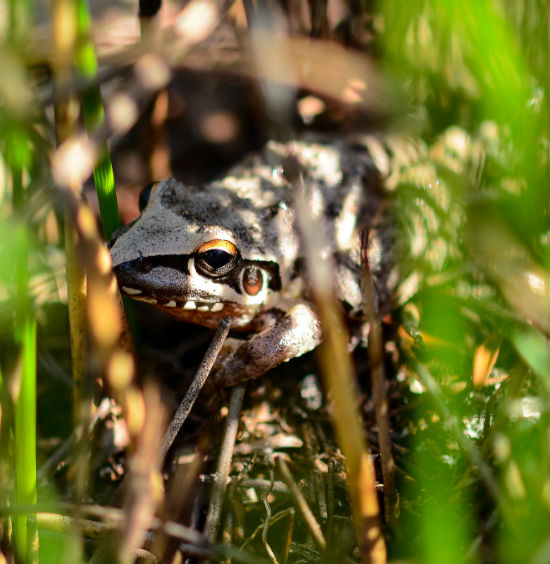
[213,304,322,386]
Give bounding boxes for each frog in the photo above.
[108,133,432,385]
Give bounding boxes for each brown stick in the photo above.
[159,316,232,462]
[361,231,397,524]
[203,383,246,543]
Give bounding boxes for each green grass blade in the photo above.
[75,0,120,240]
[91,153,118,241]
[7,112,38,562]
[511,326,550,387]
[14,315,37,562]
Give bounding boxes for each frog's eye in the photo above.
[139,182,159,212]
[195,239,239,278]
[242,266,264,296]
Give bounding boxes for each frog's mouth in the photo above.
[120,287,258,329]
[120,289,226,313]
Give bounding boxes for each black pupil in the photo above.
[201,249,233,269]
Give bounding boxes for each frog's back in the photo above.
[214,135,393,316]
[111,128,467,335]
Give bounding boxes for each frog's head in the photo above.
[109,178,291,329]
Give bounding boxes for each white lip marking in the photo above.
[197,305,210,312]
[122,287,143,295]
[142,297,157,304]
[183,301,196,310]
[165,300,177,307]
[211,303,224,312]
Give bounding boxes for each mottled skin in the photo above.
[109,126,507,384]
[111,121,491,386]
[109,135,395,383]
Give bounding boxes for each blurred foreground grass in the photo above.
[0,0,549,563]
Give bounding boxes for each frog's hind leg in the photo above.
[213,303,322,386]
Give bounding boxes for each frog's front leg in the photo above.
[213,303,322,386]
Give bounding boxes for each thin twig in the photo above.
[159,316,232,462]
[153,451,203,563]
[282,508,294,563]
[326,458,336,549]
[239,508,295,551]
[301,423,327,521]
[1,502,205,545]
[203,383,246,543]
[275,455,326,552]
[361,230,397,523]
[36,512,108,539]
[236,479,289,494]
[261,466,278,564]
[37,513,158,562]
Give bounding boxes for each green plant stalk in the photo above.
[0,366,14,557]
[91,154,118,241]
[75,0,120,241]
[9,125,38,561]
[73,0,139,342]
[5,127,32,210]
[14,316,38,561]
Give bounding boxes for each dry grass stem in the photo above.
[275,455,326,552]
[51,0,85,430]
[51,0,96,505]
[361,231,397,523]
[203,383,246,543]
[153,452,204,562]
[260,469,278,564]
[293,162,386,563]
[240,507,294,552]
[148,90,173,180]
[90,384,166,564]
[64,223,88,428]
[115,384,166,564]
[160,316,232,462]
[3,502,207,548]
[37,512,108,539]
